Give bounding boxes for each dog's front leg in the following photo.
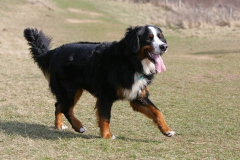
[95,98,115,139]
[130,98,175,137]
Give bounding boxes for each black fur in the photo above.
[23,28,52,72]
[24,27,146,100]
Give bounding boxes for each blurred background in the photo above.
[0,0,240,54]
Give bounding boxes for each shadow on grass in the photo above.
[0,121,163,143]
[0,121,100,140]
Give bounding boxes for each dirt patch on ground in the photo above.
[66,19,102,24]
[67,8,103,17]
[66,8,103,24]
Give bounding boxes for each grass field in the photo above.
[0,0,240,159]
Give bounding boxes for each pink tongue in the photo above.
[152,54,166,73]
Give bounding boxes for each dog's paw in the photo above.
[61,124,68,130]
[101,133,116,139]
[165,131,175,137]
[79,126,87,133]
[111,135,116,140]
[55,124,68,130]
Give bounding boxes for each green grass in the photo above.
[0,0,240,159]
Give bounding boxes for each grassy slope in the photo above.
[0,0,240,159]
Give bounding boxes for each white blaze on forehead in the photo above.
[148,26,165,54]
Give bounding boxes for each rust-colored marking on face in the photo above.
[149,33,154,38]
[138,45,153,60]
[158,33,163,38]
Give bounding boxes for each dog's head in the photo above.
[124,25,168,74]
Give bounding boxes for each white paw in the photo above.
[112,135,116,140]
[79,127,87,133]
[166,131,175,137]
[61,124,68,130]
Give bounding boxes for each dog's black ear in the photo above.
[124,26,142,53]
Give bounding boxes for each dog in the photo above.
[24,25,175,139]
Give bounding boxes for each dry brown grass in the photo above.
[0,0,240,159]
[118,0,240,29]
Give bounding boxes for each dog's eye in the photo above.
[158,33,163,38]
[148,34,154,41]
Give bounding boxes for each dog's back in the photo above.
[24,28,102,83]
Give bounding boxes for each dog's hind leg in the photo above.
[61,88,87,133]
[55,102,68,130]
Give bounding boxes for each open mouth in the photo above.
[145,50,166,73]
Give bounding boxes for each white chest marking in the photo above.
[123,73,149,100]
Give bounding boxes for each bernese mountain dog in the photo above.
[24,25,175,139]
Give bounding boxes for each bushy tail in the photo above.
[24,28,51,71]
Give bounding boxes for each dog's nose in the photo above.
[160,44,168,51]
